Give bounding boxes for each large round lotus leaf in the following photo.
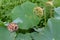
[47,18,60,40]
[11,1,40,29]
[0,27,16,40]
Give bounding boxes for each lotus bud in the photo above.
[34,7,43,17]
[46,1,53,6]
[7,23,18,32]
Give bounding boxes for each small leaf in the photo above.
[54,7,60,18]
[15,33,32,40]
[0,27,16,40]
[31,27,53,40]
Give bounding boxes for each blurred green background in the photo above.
[0,0,60,22]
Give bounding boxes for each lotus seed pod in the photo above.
[7,23,18,32]
[46,1,53,6]
[34,7,43,17]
